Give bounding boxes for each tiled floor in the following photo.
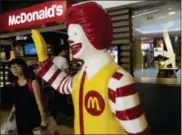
[0,110,74,134]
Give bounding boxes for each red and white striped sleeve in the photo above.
[108,69,149,135]
[36,59,73,94]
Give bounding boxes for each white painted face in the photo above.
[68,24,97,60]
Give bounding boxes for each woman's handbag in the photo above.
[1,118,17,135]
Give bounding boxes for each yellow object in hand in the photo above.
[31,29,48,62]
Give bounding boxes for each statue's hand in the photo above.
[31,29,48,62]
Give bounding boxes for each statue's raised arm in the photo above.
[31,29,73,94]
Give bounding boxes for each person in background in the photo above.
[7,58,47,134]
[50,45,73,121]
[53,45,69,73]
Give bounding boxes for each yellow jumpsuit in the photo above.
[72,61,126,134]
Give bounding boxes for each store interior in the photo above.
[132,1,181,80]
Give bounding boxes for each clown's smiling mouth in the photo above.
[70,43,82,55]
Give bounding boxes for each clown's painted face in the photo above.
[68,24,97,60]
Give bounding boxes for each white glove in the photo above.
[53,56,69,71]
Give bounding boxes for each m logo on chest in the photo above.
[85,91,105,116]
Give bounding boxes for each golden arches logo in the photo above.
[87,96,101,111]
[85,91,105,116]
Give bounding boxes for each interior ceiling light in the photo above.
[135,28,180,34]
[156,12,179,20]
[156,15,169,20]
[132,10,159,18]
[168,11,176,15]
[135,28,142,33]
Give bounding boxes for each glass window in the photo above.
[132,1,181,84]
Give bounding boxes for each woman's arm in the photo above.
[32,79,47,126]
[31,29,73,94]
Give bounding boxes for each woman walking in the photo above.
[7,58,47,134]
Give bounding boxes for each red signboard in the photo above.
[0,1,68,32]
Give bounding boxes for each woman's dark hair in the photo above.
[9,58,36,82]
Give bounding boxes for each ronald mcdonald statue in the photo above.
[31,2,148,135]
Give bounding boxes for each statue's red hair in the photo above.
[64,2,113,50]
